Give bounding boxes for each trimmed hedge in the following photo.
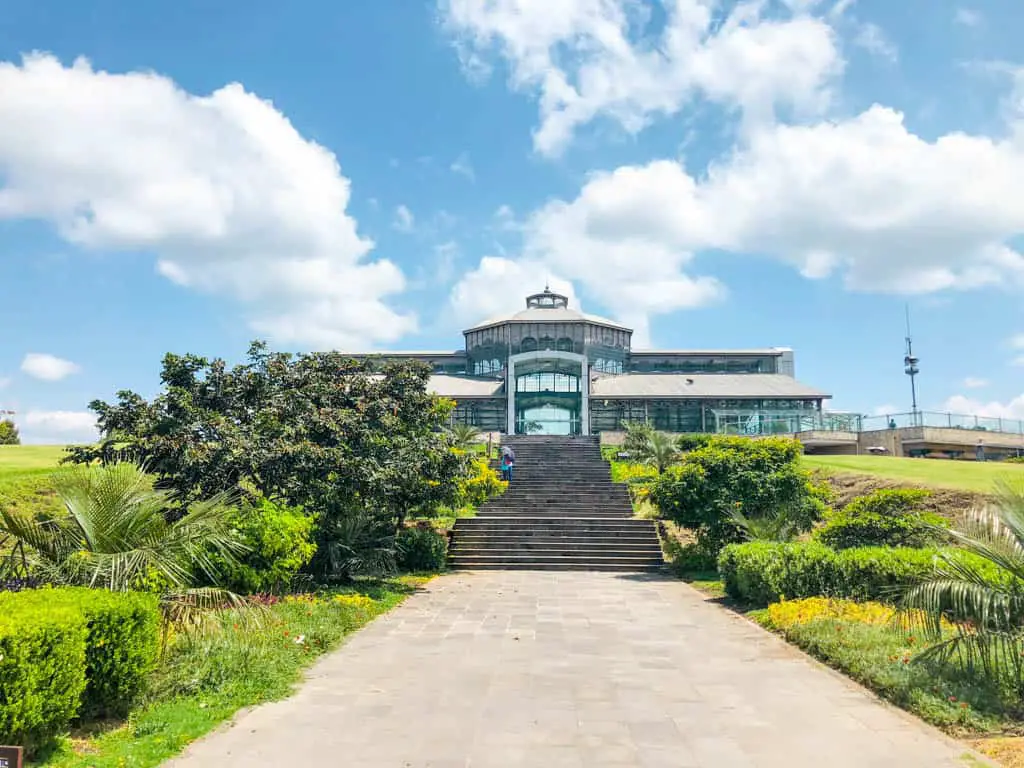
[396,526,448,571]
[0,600,87,754]
[0,588,161,751]
[718,541,1004,607]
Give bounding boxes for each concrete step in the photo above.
[455,517,655,527]
[451,542,662,554]
[448,554,665,570]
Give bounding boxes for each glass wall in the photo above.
[589,398,827,433]
[627,355,777,374]
[451,398,507,431]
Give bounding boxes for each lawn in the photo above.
[0,445,69,522]
[803,454,1024,493]
[0,445,68,476]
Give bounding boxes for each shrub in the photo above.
[718,541,1004,606]
[761,597,898,631]
[0,596,87,754]
[218,497,317,594]
[675,433,713,452]
[650,436,828,555]
[4,588,161,719]
[815,488,946,549]
[456,458,505,508]
[665,540,718,575]
[395,526,448,571]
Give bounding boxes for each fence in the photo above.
[858,411,1024,435]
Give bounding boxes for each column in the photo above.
[506,357,515,435]
[580,358,590,436]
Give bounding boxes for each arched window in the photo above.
[520,337,537,353]
[556,337,573,352]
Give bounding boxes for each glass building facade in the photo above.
[348,289,829,435]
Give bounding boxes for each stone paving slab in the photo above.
[166,571,991,767]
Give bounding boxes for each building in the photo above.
[351,288,850,437]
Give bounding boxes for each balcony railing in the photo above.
[861,411,1024,435]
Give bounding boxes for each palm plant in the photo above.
[450,423,482,451]
[0,462,249,627]
[636,430,679,474]
[727,504,800,543]
[900,480,1024,690]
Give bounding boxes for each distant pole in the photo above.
[903,305,920,426]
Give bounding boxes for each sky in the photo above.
[1,0,1023,443]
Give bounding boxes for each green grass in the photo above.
[750,613,1021,735]
[33,576,431,768]
[803,454,1024,493]
[0,445,68,475]
[0,445,69,523]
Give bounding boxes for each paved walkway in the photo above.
[167,572,987,768]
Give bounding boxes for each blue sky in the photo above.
[1,0,1023,442]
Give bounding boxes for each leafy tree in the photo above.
[815,488,946,549]
[901,481,1024,692]
[0,418,19,445]
[0,463,247,625]
[650,436,829,555]
[65,342,466,580]
[450,423,482,451]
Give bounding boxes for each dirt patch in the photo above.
[816,469,992,522]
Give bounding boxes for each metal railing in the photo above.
[860,411,1024,435]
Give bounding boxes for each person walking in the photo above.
[500,445,516,483]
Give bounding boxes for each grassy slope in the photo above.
[804,454,1024,494]
[0,445,69,524]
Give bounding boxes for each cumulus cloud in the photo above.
[0,53,413,350]
[449,256,578,322]
[440,0,842,155]
[18,410,98,444]
[943,394,1024,421]
[451,102,1024,337]
[20,353,80,381]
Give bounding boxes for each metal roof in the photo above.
[590,373,829,399]
[464,306,631,333]
[629,349,788,357]
[427,375,504,398]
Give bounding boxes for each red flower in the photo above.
[948,696,957,702]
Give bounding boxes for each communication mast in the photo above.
[903,305,920,426]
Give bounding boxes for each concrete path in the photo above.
[167,572,987,768]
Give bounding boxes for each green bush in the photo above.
[665,540,718,575]
[815,488,946,549]
[675,433,713,452]
[218,497,317,594]
[0,596,87,754]
[4,588,161,719]
[718,541,1003,606]
[650,436,828,555]
[455,458,505,508]
[395,526,448,571]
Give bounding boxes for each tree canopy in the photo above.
[66,342,466,579]
[0,419,19,445]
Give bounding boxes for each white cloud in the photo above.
[944,394,1024,420]
[449,256,579,323]
[449,101,1024,338]
[0,53,413,350]
[450,152,475,181]
[963,377,989,389]
[393,204,415,232]
[441,0,842,155]
[18,410,98,444]
[852,22,897,62]
[20,353,80,381]
[955,8,982,27]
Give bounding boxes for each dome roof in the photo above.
[463,288,631,333]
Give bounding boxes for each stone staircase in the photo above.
[448,435,664,571]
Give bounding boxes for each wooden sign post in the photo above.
[0,746,23,768]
